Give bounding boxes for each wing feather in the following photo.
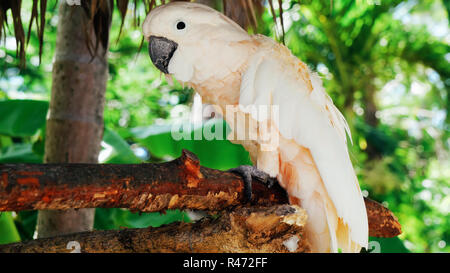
[239,38,368,249]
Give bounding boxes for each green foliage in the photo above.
[0,100,48,163]
[0,212,21,244]
[0,100,48,137]
[0,143,43,163]
[102,128,143,164]
[127,118,252,168]
[94,209,190,230]
[0,0,448,253]
[13,211,37,242]
[367,237,409,253]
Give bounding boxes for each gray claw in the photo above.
[228,165,277,202]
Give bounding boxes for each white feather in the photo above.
[239,37,368,250]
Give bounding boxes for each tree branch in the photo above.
[365,197,402,238]
[0,150,288,212]
[0,149,401,238]
[0,205,310,253]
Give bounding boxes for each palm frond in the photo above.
[0,0,286,67]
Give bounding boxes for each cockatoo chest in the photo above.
[191,70,261,163]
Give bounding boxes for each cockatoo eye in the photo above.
[175,20,186,31]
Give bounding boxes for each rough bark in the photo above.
[362,70,383,160]
[0,150,401,238]
[0,150,288,212]
[37,2,110,238]
[365,197,402,238]
[0,205,310,253]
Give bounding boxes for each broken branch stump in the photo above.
[0,149,401,237]
[0,205,310,253]
[365,197,402,238]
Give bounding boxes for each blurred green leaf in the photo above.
[369,237,410,253]
[94,208,189,230]
[0,212,21,244]
[131,118,252,169]
[13,211,38,242]
[0,100,49,137]
[31,124,46,157]
[101,127,143,164]
[94,208,130,230]
[0,143,43,163]
[0,136,13,148]
[126,210,190,228]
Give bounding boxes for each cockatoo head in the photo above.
[142,2,251,83]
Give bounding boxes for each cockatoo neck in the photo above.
[183,39,258,108]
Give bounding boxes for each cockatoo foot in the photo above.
[227,165,277,202]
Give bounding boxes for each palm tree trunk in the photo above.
[36,2,110,238]
[362,72,381,160]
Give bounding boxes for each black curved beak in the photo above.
[148,36,178,74]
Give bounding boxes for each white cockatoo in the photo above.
[142,2,368,253]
